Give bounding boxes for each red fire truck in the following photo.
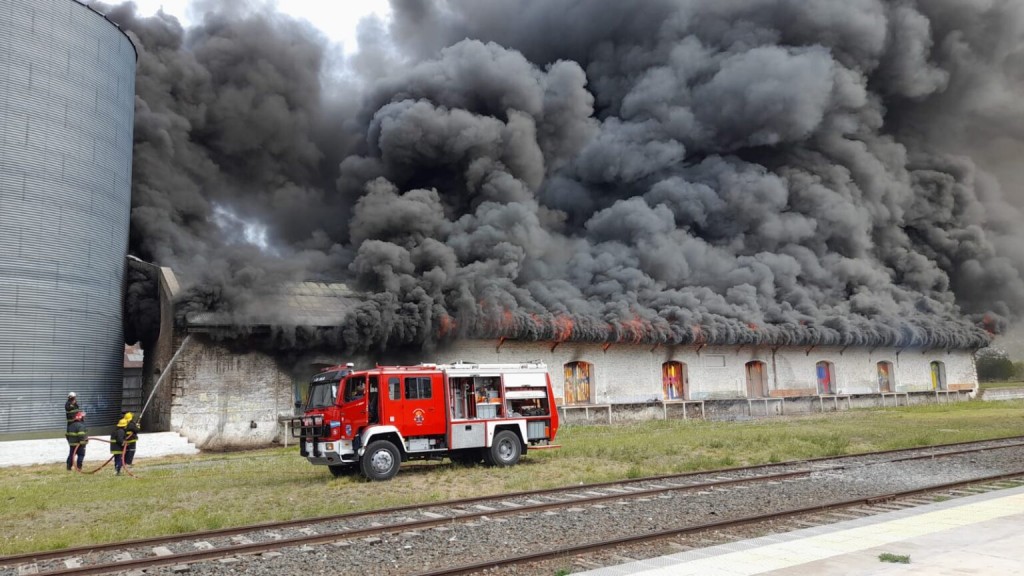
[292,362,560,480]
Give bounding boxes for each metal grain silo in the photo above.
[0,0,136,435]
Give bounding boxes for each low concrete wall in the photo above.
[980,387,1024,401]
[557,391,975,424]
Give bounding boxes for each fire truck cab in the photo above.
[292,362,559,480]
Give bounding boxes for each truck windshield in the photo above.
[306,381,338,409]
[305,368,352,409]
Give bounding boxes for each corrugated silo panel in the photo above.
[0,0,136,435]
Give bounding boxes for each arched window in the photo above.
[930,361,947,391]
[816,361,836,394]
[563,361,593,405]
[876,361,894,393]
[745,361,767,398]
[662,361,688,400]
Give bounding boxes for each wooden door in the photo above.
[745,361,766,398]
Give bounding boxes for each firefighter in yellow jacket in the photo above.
[123,412,140,468]
[110,416,128,476]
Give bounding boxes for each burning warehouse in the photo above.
[3,1,1023,440]
[139,262,984,449]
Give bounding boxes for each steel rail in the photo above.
[411,470,1024,576]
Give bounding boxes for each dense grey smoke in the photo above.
[124,257,161,349]
[108,0,1024,351]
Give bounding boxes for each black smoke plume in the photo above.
[124,257,160,349]
[106,0,1024,351]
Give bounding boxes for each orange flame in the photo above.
[617,315,648,344]
[552,315,574,341]
[981,313,997,335]
[437,314,456,338]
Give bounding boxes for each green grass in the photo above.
[1,401,1023,556]
[878,552,911,564]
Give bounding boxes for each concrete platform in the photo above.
[0,432,199,468]
[580,484,1024,575]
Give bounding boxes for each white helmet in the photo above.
[68,392,77,398]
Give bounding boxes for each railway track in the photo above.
[420,473,1024,576]
[4,435,1024,576]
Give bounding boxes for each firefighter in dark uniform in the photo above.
[111,417,127,475]
[65,411,87,471]
[123,412,140,468]
[65,392,80,426]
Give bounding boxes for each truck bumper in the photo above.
[303,439,356,466]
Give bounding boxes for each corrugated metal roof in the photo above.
[186,282,359,328]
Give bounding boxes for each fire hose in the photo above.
[78,431,139,478]
[67,335,192,477]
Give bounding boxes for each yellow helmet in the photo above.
[117,418,128,428]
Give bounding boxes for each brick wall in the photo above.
[169,336,295,449]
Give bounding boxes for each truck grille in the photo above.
[291,415,328,457]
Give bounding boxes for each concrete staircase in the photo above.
[138,431,201,458]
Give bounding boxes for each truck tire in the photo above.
[360,440,401,481]
[328,464,356,477]
[486,430,522,467]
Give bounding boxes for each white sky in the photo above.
[129,0,392,54]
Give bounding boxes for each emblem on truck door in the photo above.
[413,408,426,426]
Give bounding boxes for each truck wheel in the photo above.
[486,430,522,467]
[360,440,401,481]
[328,464,355,477]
